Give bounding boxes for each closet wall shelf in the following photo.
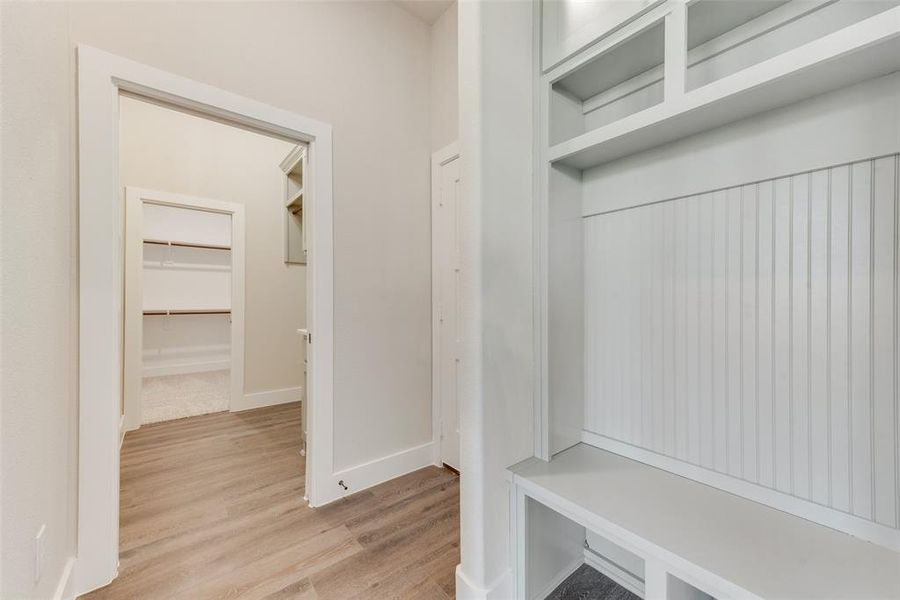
[286,188,304,211]
[549,6,900,170]
[143,238,231,251]
[143,309,231,316]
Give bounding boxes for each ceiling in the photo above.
[395,0,454,25]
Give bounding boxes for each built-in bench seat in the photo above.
[509,443,900,599]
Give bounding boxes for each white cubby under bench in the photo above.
[522,0,900,598]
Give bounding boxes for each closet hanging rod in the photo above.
[143,238,231,251]
[143,309,231,316]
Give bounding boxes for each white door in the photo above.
[432,144,461,471]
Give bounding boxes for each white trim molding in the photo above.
[532,558,582,600]
[455,565,514,600]
[583,549,644,598]
[431,141,461,468]
[331,441,435,500]
[52,556,76,600]
[142,359,230,378]
[233,386,303,412]
[75,45,334,596]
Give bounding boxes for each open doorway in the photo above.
[75,46,334,595]
[118,96,304,431]
[122,187,246,429]
[103,93,313,591]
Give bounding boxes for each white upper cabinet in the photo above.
[542,0,900,171]
[542,0,663,71]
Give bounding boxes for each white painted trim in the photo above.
[456,565,514,600]
[142,359,230,378]
[663,1,687,103]
[232,386,302,412]
[52,556,76,600]
[550,5,900,169]
[123,188,245,432]
[512,471,749,600]
[541,0,665,74]
[581,430,900,552]
[76,45,334,595]
[431,141,460,468]
[583,549,644,598]
[331,441,434,500]
[580,0,834,115]
[532,0,547,463]
[531,557,582,600]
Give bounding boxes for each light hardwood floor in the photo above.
[82,403,459,599]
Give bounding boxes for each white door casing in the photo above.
[76,45,334,596]
[432,143,461,470]
[122,188,246,432]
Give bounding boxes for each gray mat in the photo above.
[545,564,640,600]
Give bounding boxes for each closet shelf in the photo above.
[549,7,900,171]
[143,309,231,316]
[144,239,231,251]
[286,188,303,212]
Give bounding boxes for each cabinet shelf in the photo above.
[286,188,303,212]
[549,6,900,171]
[143,308,231,316]
[143,239,231,251]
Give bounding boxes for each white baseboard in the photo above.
[231,386,302,412]
[143,359,230,378]
[584,548,645,598]
[331,441,434,499]
[456,565,513,600]
[53,556,76,600]
[532,557,583,600]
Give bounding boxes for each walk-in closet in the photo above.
[117,94,308,435]
[135,201,236,424]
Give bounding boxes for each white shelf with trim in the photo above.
[510,444,900,600]
[549,5,900,170]
[142,308,231,316]
[280,144,307,264]
[143,238,231,251]
[286,187,304,213]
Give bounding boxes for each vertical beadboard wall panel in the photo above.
[584,154,900,530]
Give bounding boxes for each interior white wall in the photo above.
[74,1,433,472]
[0,3,78,598]
[2,2,439,596]
[120,97,300,392]
[431,1,458,152]
[457,1,535,597]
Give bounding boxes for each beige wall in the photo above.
[67,0,434,471]
[431,2,459,152]
[1,4,78,598]
[119,96,303,394]
[1,2,444,597]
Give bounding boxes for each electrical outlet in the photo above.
[34,524,46,584]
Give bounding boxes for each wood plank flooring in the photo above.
[81,403,459,599]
